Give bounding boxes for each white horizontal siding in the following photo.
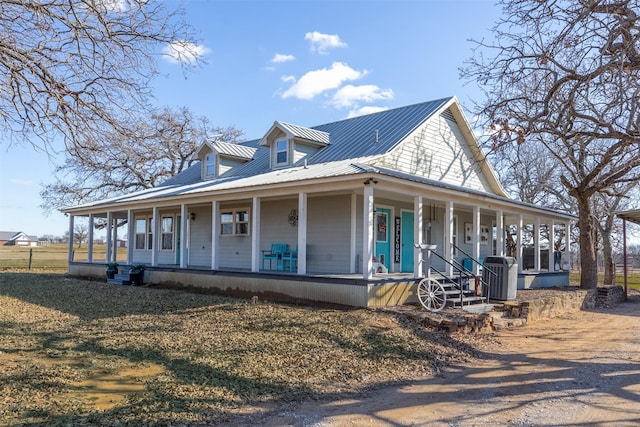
[307,195,352,274]
[188,206,212,267]
[373,112,490,192]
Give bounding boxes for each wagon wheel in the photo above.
[417,277,447,312]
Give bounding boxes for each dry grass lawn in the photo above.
[0,272,486,426]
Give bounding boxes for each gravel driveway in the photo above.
[234,292,640,426]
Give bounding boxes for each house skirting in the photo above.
[69,262,568,307]
[68,262,418,308]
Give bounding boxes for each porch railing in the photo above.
[424,244,497,305]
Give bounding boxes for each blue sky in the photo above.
[0,0,502,238]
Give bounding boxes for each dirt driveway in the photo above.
[234,295,640,426]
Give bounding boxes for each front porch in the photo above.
[70,261,569,308]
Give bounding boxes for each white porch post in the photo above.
[211,201,220,270]
[517,214,523,273]
[445,201,454,276]
[106,212,113,263]
[414,196,423,278]
[362,184,374,279]
[67,214,75,263]
[112,218,118,263]
[350,193,357,273]
[496,210,504,256]
[534,217,541,271]
[127,209,134,265]
[549,220,556,271]
[180,204,188,268]
[87,214,94,263]
[473,206,480,275]
[565,222,571,271]
[151,207,159,267]
[297,192,308,275]
[251,196,260,272]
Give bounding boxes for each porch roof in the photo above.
[617,209,640,225]
[62,157,574,222]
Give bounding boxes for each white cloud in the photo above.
[281,62,366,100]
[305,31,347,54]
[10,178,33,186]
[347,106,390,118]
[332,84,394,108]
[271,53,295,63]
[281,75,296,83]
[162,41,210,65]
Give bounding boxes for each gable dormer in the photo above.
[259,121,330,169]
[193,140,256,180]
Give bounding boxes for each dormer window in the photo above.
[205,154,216,176]
[276,139,288,164]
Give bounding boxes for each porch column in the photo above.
[112,219,118,263]
[67,214,75,263]
[564,222,571,271]
[473,206,480,275]
[350,193,357,273]
[251,196,260,272]
[297,192,308,275]
[151,207,159,267]
[180,204,187,268]
[549,220,555,271]
[211,201,220,270]
[106,211,113,263]
[517,214,523,273]
[127,209,134,265]
[534,217,541,271]
[362,184,374,279]
[496,210,504,256]
[445,200,454,276]
[87,214,94,263]
[414,196,423,278]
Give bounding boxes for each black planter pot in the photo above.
[106,266,118,280]
[129,272,143,286]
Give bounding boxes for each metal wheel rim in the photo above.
[418,278,447,312]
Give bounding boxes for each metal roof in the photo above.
[161,97,453,187]
[210,140,256,159]
[618,209,640,225]
[277,122,330,145]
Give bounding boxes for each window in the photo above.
[205,154,215,176]
[161,216,174,250]
[376,212,388,242]
[220,209,250,236]
[276,139,288,164]
[135,217,153,250]
[135,218,146,250]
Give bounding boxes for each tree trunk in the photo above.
[601,230,615,286]
[577,197,598,289]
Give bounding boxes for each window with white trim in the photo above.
[220,209,250,236]
[205,154,216,176]
[161,216,174,250]
[275,139,288,164]
[135,217,153,250]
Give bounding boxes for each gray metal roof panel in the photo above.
[211,140,256,159]
[277,121,330,145]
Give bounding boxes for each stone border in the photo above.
[391,287,600,334]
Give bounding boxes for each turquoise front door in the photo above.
[401,211,414,272]
[375,208,391,270]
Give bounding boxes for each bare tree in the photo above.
[0,0,202,153]
[74,223,89,249]
[40,106,243,211]
[462,0,640,289]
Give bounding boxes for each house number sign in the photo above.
[394,216,401,263]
